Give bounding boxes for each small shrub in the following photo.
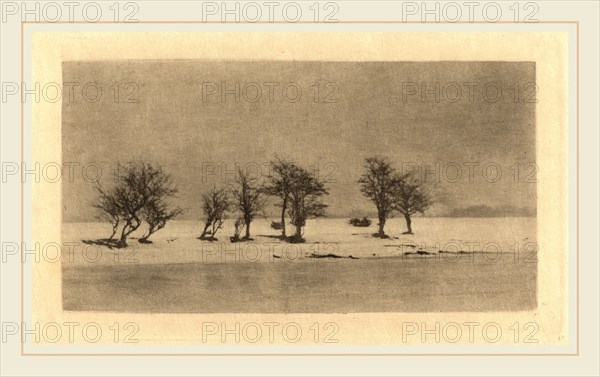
[349,217,372,227]
[271,221,282,230]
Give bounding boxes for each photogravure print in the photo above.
[59,60,537,315]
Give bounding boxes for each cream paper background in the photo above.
[31,32,567,346]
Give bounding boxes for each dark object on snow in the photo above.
[405,250,434,256]
[371,232,390,239]
[349,217,372,227]
[309,253,343,259]
[308,253,359,259]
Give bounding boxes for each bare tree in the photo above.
[230,168,266,240]
[94,161,179,247]
[199,187,230,241]
[358,157,400,238]
[265,157,295,240]
[286,163,329,243]
[231,218,245,242]
[139,200,183,243]
[93,186,121,241]
[393,172,431,234]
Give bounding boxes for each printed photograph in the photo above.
[61,60,537,313]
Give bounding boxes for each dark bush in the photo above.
[271,221,282,230]
[349,217,372,227]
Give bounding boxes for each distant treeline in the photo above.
[442,205,536,218]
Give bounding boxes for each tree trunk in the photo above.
[117,222,130,247]
[211,221,217,237]
[404,214,413,234]
[280,199,287,239]
[212,219,222,238]
[139,226,156,243]
[244,221,251,239]
[200,222,211,238]
[295,224,302,240]
[109,220,119,241]
[377,216,386,237]
[118,232,128,247]
[118,218,140,247]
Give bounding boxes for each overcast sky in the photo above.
[62,60,535,222]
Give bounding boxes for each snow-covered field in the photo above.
[63,217,535,266]
[62,217,537,312]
